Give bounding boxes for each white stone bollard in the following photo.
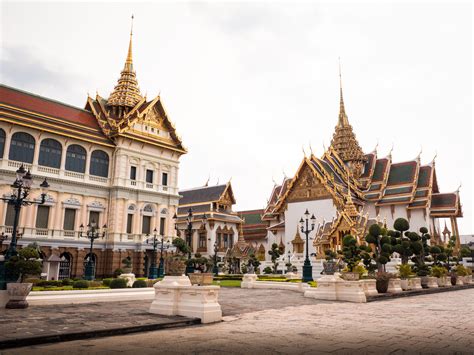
[360,279,378,296]
[408,277,422,290]
[149,275,222,324]
[241,273,258,288]
[426,277,438,288]
[387,278,403,293]
[119,273,136,287]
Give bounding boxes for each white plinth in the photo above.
[360,279,378,296]
[408,277,423,290]
[149,275,222,324]
[241,274,258,288]
[285,272,300,280]
[119,273,136,287]
[0,290,8,308]
[387,278,403,293]
[304,274,367,303]
[426,276,438,288]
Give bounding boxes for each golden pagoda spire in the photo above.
[338,58,349,127]
[107,14,143,111]
[329,59,366,178]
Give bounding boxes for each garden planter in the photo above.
[400,278,409,291]
[408,277,422,290]
[322,261,338,275]
[189,273,213,286]
[456,277,464,286]
[426,277,438,288]
[450,275,457,286]
[5,283,33,309]
[420,276,429,288]
[167,258,186,276]
[341,272,359,281]
[436,276,447,287]
[376,279,389,293]
[463,275,472,284]
[387,278,402,293]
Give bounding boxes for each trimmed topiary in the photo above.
[394,218,409,233]
[61,278,73,286]
[110,278,128,289]
[132,280,147,288]
[73,280,89,289]
[102,278,114,287]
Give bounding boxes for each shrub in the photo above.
[110,278,128,289]
[89,281,102,287]
[36,280,62,287]
[73,280,90,289]
[61,278,73,286]
[353,265,367,278]
[24,278,42,285]
[113,268,124,278]
[132,280,148,288]
[393,218,409,233]
[102,278,114,287]
[455,265,469,276]
[5,246,42,282]
[263,266,273,274]
[397,264,414,279]
[431,266,448,278]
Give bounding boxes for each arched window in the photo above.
[90,150,109,177]
[0,129,5,157]
[38,138,62,168]
[9,132,35,163]
[83,253,97,277]
[65,145,86,173]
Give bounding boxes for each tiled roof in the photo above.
[372,158,389,182]
[0,85,112,146]
[431,193,457,208]
[240,210,264,225]
[177,204,210,215]
[179,184,227,205]
[386,161,417,186]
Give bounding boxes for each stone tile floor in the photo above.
[1,288,473,354]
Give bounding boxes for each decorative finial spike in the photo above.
[309,142,313,156]
[131,14,134,36]
[302,145,306,158]
[337,57,349,127]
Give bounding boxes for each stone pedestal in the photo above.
[149,276,222,324]
[0,290,9,308]
[304,274,367,303]
[241,274,258,288]
[285,272,300,280]
[119,273,136,287]
[360,279,378,296]
[426,276,438,288]
[437,276,447,287]
[408,277,422,290]
[400,279,409,291]
[387,278,403,293]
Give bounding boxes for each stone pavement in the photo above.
[2,288,473,354]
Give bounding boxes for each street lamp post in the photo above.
[79,220,106,281]
[299,209,316,283]
[286,250,291,273]
[0,165,49,289]
[146,228,169,279]
[173,209,207,275]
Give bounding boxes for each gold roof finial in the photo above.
[107,14,143,109]
[344,172,358,218]
[338,57,349,127]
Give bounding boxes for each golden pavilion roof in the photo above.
[107,22,143,108]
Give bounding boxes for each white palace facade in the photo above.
[0,29,185,278]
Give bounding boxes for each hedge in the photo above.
[110,278,128,289]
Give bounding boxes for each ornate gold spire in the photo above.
[344,176,359,219]
[107,15,143,110]
[329,60,366,178]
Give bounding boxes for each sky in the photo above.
[1,1,472,234]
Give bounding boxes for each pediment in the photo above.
[286,162,333,203]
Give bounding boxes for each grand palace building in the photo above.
[0,28,186,278]
[242,78,463,276]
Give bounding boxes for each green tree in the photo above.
[340,235,364,272]
[5,245,42,283]
[365,224,393,272]
[268,243,283,273]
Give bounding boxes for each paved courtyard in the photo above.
[1,288,473,354]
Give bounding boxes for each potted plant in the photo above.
[322,249,338,275]
[397,264,414,290]
[431,265,448,287]
[375,271,391,293]
[455,265,469,285]
[167,237,190,276]
[187,253,213,285]
[365,224,394,273]
[121,257,133,273]
[339,235,363,281]
[5,245,42,309]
